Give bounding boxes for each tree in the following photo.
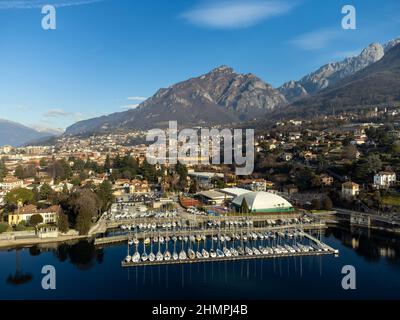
[14,165,24,179]
[0,223,9,233]
[76,212,92,235]
[342,144,358,160]
[39,183,53,200]
[5,188,34,205]
[96,181,114,213]
[104,154,111,172]
[58,212,69,233]
[311,199,321,210]
[29,214,43,227]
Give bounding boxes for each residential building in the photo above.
[373,171,396,189]
[342,182,360,199]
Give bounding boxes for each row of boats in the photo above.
[126,230,300,245]
[123,233,332,264]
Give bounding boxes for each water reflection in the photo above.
[6,249,33,286]
[327,225,400,263]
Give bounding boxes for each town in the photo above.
[0,106,400,255]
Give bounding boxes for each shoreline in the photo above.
[0,234,91,250]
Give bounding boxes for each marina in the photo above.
[121,230,338,267]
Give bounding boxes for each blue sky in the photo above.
[0,0,399,130]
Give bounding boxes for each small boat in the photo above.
[188,249,196,259]
[202,249,209,258]
[178,236,183,241]
[128,239,134,246]
[245,247,253,255]
[164,251,171,261]
[165,236,170,242]
[183,236,188,242]
[196,251,203,259]
[159,236,164,244]
[216,249,224,257]
[223,247,231,257]
[148,252,155,262]
[212,236,218,241]
[190,235,196,242]
[144,237,150,245]
[172,236,177,242]
[156,251,164,261]
[173,252,179,260]
[230,248,239,256]
[237,247,244,255]
[141,252,148,261]
[125,255,132,263]
[225,235,231,242]
[132,252,140,262]
[196,235,202,242]
[252,247,261,255]
[133,238,139,245]
[201,235,206,241]
[179,250,187,260]
[210,249,217,258]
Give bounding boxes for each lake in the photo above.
[1,225,400,300]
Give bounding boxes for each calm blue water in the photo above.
[1,226,400,300]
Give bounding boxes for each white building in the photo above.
[374,171,396,189]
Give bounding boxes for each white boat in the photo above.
[141,252,148,261]
[230,248,239,256]
[223,247,232,257]
[188,249,196,259]
[216,249,224,257]
[173,252,179,260]
[159,236,164,244]
[133,238,139,245]
[125,255,132,262]
[237,247,244,255]
[128,239,134,246]
[202,249,209,258]
[224,236,231,242]
[156,251,164,261]
[164,251,171,261]
[196,251,203,259]
[245,247,253,255]
[148,252,155,262]
[179,250,187,260]
[210,249,217,258]
[132,252,140,262]
[252,247,261,255]
[190,235,196,242]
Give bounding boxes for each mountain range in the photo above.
[277,41,400,118]
[0,119,59,147]
[64,37,399,135]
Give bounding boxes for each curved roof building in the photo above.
[232,191,294,213]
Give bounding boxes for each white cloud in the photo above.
[180,0,295,29]
[290,28,344,50]
[43,108,83,121]
[0,0,103,9]
[126,96,148,101]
